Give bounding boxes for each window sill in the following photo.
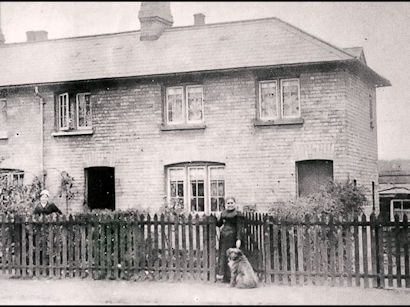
[52,128,94,137]
[254,117,304,127]
[0,131,8,140]
[160,123,206,131]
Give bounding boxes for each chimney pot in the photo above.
[194,13,205,26]
[26,30,48,42]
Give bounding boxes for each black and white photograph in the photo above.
[0,1,409,305]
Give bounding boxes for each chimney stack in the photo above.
[138,2,173,41]
[0,3,5,44]
[26,30,48,42]
[193,13,205,26]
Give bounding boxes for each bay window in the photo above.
[166,163,225,214]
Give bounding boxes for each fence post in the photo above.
[304,215,312,286]
[329,215,336,287]
[209,214,216,283]
[174,214,180,281]
[263,214,271,284]
[374,213,381,288]
[153,214,160,281]
[361,214,369,288]
[188,214,194,280]
[1,214,6,275]
[377,214,385,289]
[403,214,409,288]
[370,213,377,288]
[353,215,360,287]
[394,214,401,288]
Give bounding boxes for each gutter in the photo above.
[34,86,46,189]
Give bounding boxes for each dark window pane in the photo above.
[403,201,410,209]
[178,183,184,197]
[198,198,204,212]
[191,199,196,211]
[171,183,176,197]
[211,182,217,196]
[211,198,217,211]
[218,181,224,196]
[198,182,204,196]
[191,182,197,196]
[393,202,401,209]
[219,198,225,211]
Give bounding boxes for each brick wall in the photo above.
[2,66,379,214]
[0,87,42,184]
[344,71,379,213]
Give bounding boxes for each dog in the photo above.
[226,247,258,288]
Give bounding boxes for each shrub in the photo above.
[268,179,368,221]
[0,176,43,215]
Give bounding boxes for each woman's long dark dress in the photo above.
[216,209,243,282]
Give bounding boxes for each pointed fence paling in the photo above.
[250,212,409,289]
[0,212,408,288]
[0,213,217,282]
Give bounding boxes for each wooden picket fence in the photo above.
[0,211,408,289]
[0,213,216,282]
[242,212,410,289]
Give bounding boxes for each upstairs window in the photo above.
[166,85,204,125]
[258,78,300,121]
[166,163,225,214]
[57,92,92,132]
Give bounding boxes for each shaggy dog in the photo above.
[226,248,258,288]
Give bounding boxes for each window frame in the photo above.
[390,199,410,221]
[166,86,184,125]
[165,84,204,126]
[257,78,301,122]
[208,165,226,213]
[280,78,301,119]
[58,93,70,131]
[188,166,206,213]
[0,169,24,187]
[76,92,92,130]
[185,85,204,124]
[166,163,225,215]
[258,80,279,120]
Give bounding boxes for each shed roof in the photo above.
[0,17,390,87]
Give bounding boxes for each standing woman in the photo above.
[216,196,244,282]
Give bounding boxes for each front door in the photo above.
[85,167,115,210]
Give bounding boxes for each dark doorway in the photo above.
[85,167,115,210]
[297,160,333,197]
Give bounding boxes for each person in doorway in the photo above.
[216,196,244,283]
[33,189,62,215]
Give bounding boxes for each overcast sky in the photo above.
[1,1,409,160]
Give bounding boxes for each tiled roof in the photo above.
[0,17,388,87]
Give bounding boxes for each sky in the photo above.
[0,1,409,160]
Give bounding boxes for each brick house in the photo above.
[0,2,390,214]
